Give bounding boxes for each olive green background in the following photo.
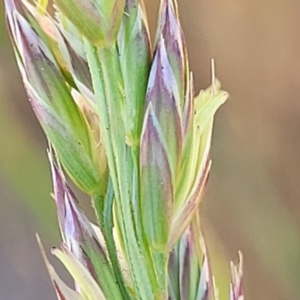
[1,0,300,299]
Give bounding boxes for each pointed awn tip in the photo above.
[211,58,216,95]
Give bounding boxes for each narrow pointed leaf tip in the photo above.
[48,149,102,266]
[36,234,83,300]
[53,0,125,46]
[156,0,187,105]
[52,244,106,300]
[48,150,123,300]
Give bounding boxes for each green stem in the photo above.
[85,39,157,300]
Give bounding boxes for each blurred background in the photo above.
[1,0,300,299]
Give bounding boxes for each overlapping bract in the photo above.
[5,0,107,195]
[5,0,244,299]
[140,0,228,251]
